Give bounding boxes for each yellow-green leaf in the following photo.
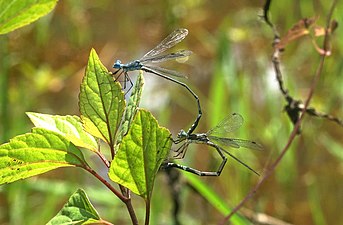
[0,128,86,185]
[47,189,103,225]
[27,112,98,152]
[0,0,58,35]
[79,48,125,147]
[109,109,171,200]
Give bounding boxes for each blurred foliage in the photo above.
[0,0,58,35]
[0,0,342,225]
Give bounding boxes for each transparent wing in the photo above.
[140,50,192,64]
[140,28,189,61]
[142,65,188,78]
[209,136,240,148]
[207,113,244,136]
[209,136,263,151]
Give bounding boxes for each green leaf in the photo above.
[26,112,98,152]
[109,109,172,199]
[185,173,250,224]
[117,72,144,142]
[0,128,86,185]
[47,189,103,225]
[79,48,125,147]
[0,0,58,35]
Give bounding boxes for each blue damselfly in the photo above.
[112,28,201,135]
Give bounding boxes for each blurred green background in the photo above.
[1,0,342,224]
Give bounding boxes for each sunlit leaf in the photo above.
[313,20,338,37]
[79,49,125,147]
[276,17,317,49]
[117,72,144,143]
[47,189,106,225]
[109,109,171,199]
[0,128,86,185]
[0,0,58,35]
[313,25,326,37]
[275,16,336,55]
[26,112,98,152]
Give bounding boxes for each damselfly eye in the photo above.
[177,130,187,138]
[113,60,122,68]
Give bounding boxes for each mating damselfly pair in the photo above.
[111,28,262,176]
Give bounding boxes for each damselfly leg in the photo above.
[162,142,227,176]
[111,69,133,94]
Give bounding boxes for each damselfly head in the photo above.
[177,130,188,139]
[113,60,122,69]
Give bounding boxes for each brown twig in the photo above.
[240,207,293,225]
[84,165,138,225]
[270,3,341,131]
[95,140,137,224]
[218,0,337,224]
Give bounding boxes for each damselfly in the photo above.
[112,28,201,134]
[163,113,263,176]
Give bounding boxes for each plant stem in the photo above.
[84,165,128,202]
[96,151,110,168]
[145,200,150,225]
[84,165,139,224]
[125,197,139,225]
[118,185,138,224]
